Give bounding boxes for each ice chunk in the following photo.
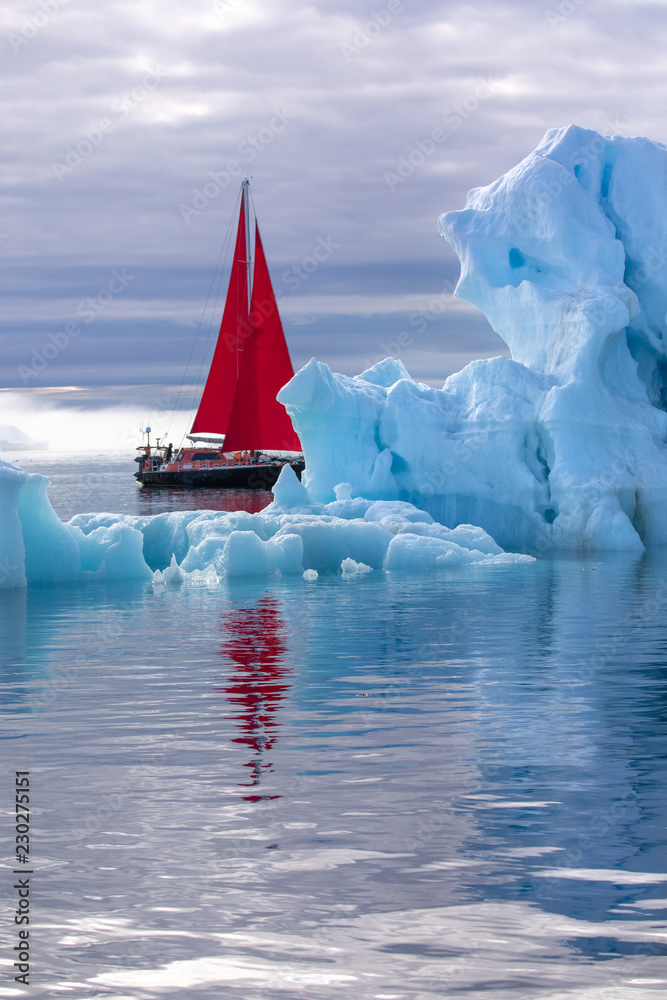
[93,524,153,582]
[278,358,391,503]
[274,516,390,573]
[384,533,533,571]
[271,463,311,510]
[219,531,275,578]
[364,448,397,496]
[153,554,184,586]
[422,522,503,556]
[341,557,372,575]
[17,474,82,583]
[0,459,27,589]
[0,457,532,589]
[218,530,304,578]
[363,500,433,526]
[334,482,353,501]
[583,497,645,554]
[384,533,480,571]
[355,357,413,387]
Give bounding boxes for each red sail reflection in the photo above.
[216,596,291,801]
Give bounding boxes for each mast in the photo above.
[243,178,252,308]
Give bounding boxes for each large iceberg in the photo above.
[279,126,667,553]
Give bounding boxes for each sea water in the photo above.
[1,453,666,998]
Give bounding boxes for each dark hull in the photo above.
[135,461,304,489]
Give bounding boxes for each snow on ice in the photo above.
[280,125,667,554]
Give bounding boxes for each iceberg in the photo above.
[279,126,667,553]
[0,461,531,590]
[0,423,47,452]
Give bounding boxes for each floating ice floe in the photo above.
[279,126,667,553]
[0,462,531,590]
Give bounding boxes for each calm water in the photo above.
[1,454,667,998]
[11,451,274,518]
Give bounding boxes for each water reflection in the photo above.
[0,582,153,720]
[0,590,28,717]
[0,589,26,668]
[216,595,291,801]
[137,486,273,517]
[11,454,274,520]
[1,555,666,995]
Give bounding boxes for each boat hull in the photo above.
[135,461,304,489]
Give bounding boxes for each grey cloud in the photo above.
[1,0,664,394]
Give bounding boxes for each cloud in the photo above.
[1,0,664,397]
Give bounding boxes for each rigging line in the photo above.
[246,180,257,320]
[249,183,258,301]
[244,177,253,306]
[247,181,257,254]
[164,185,243,446]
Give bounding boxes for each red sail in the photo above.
[222,223,301,452]
[190,196,249,436]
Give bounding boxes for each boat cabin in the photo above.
[135,444,280,475]
[163,448,270,471]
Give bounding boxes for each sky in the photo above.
[2,0,667,441]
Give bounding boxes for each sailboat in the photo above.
[134,179,304,488]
